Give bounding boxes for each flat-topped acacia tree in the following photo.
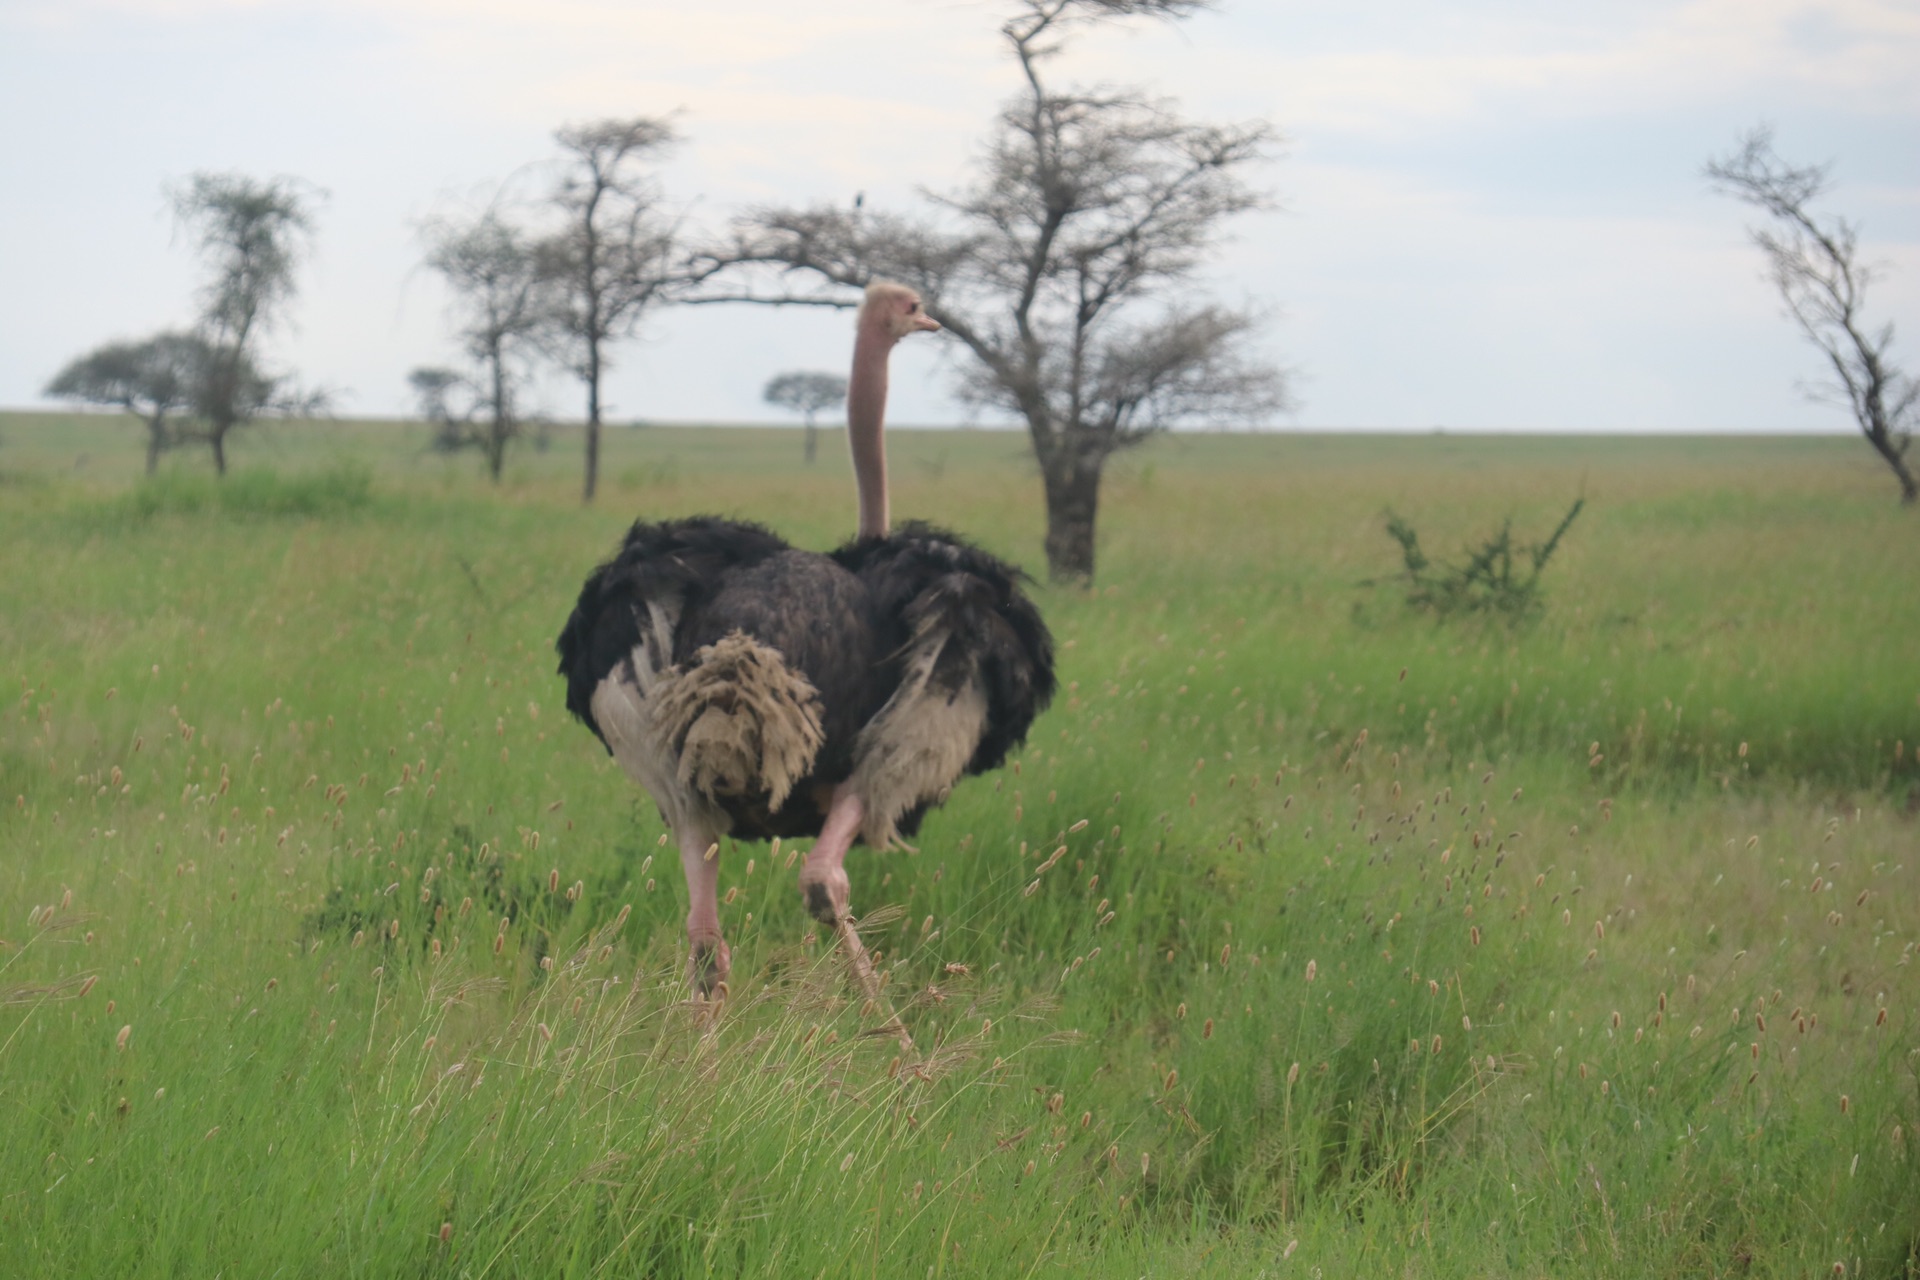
[763,371,848,464]
[45,332,209,474]
[705,0,1287,582]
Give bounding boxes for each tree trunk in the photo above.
[583,341,602,504]
[210,423,229,477]
[1040,448,1103,584]
[488,346,508,484]
[804,417,818,465]
[487,423,507,482]
[1863,423,1917,504]
[144,413,164,476]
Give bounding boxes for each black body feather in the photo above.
[556,516,1055,842]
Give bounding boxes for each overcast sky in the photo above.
[3,0,1917,431]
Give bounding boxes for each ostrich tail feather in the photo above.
[651,633,824,812]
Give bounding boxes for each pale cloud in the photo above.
[1078,0,1920,137]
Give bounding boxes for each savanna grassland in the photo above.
[2,411,1917,1277]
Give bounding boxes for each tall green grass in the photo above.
[2,414,1916,1275]
[102,461,375,520]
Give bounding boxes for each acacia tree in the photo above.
[45,332,211,474]
[763,370,848,463]
[421,207,547,481]
[407,366,476,453]
[541,117,683,503]
[169,172,321,475]
[706,0,1285,581]
[1708,127,1917,503]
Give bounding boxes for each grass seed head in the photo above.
[116,1024,131,1051]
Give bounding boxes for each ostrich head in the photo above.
[860,280,940,342]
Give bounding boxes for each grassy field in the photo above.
[2,410,1917,1277]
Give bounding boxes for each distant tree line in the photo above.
[49,4,1908,579]
[46,0,1288,583]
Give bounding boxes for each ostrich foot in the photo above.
[688,934,731,1003]
[798,870,913,1052]
[798,791,914,1053]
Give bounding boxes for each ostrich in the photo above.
[556,281,1054,1034]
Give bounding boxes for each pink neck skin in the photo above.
[847,320,894,539]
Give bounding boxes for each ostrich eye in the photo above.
[907,301,920,312]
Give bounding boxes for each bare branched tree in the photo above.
[702,0,1285,581]
[763,370,848,463]
[541,117,683,503]
[167,173,322,475]
[45,332,211,474]
[1707,126,1917,503]
[422,207,547,482]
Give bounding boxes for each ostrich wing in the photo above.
[832,523,1056,845]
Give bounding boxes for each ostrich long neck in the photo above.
[847,323,892,539]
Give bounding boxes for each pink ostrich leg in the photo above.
[798,783,913,1050]
[677,823,730,1000]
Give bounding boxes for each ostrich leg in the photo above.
[678,822,730,1001]
[798,784,914,1051]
